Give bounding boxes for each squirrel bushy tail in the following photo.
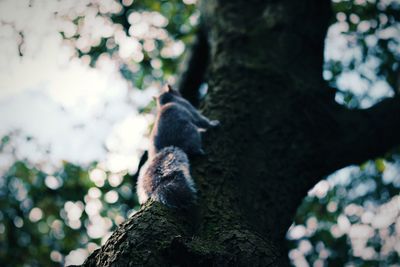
[137,146,196,209]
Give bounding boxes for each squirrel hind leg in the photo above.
[180,123,205,156]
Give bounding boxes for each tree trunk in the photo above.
[81,0,400,266]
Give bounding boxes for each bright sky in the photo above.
[0,0,159,174]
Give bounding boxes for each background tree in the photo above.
[1,0,400,266]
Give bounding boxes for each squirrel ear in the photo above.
[164,84,173,93]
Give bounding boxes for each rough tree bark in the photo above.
[81,0,400,266]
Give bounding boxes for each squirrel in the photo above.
[136,84,219,209]
[148,85,220,158]
[136,146,196,209]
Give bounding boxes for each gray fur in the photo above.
[149,85,219,158]
[137,146,196,209]
[137,85,219,209]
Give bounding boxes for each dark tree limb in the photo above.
[81,201,279,267]
[78,0,400,266]
[324,96,400,172]
[177,25,210,107]
[82,0,334,265]
[81,202,193,267]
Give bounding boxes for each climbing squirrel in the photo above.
[137,85,219,209]
[148,85,220,158]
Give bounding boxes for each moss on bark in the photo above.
[80,0,400,266]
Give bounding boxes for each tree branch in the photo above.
[177,25,210,107]
[325,96,400,171]
[81,202,194,266]
[80,200,279,266]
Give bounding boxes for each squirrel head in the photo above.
[155,84,181,107]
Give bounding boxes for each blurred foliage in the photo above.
[325,0,400,108]
[0,138,139,266]
[59,0,198,89]
[1,0,400,266]
[288,154,400,266]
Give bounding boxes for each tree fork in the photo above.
[80,0,400,266]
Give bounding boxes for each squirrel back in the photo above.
[150,103,203,158]
[137,146,196,209]
[149,85,219,158]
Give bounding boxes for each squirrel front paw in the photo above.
[209,120,220,127]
